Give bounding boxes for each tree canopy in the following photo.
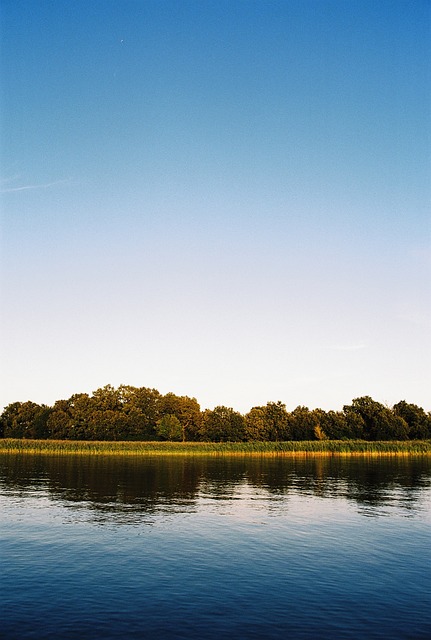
[1,387,430,442]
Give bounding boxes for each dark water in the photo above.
[1,454,430,639]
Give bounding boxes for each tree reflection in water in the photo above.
[0,454,430,524]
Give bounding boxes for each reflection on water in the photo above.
[1,454,430,524]
[1,454,430,639]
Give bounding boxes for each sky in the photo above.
[1,0,430,414]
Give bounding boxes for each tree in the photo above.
[0,401,51,439]
[92,385,122,411]
[344,396,409,441]
[118,385,161,439]
[392,401,431,440]
[46,399,73,439]
[263,401,290,440]
[46,387,162,441]
[312,409,359,440]
[288,406,319,440]
[342,405,366,439]
[244,407,269,441]
[314,424,328,441]
[159,393,202,441]
[244,402,289,441]
[200,406,245,442]
[67,393,95,439]
[1,402,24,438]
[156,414,182,441]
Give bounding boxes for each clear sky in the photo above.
[1,0,430,413]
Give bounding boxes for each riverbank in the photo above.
[1,438,431,456]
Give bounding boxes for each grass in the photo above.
[1,438,431,456]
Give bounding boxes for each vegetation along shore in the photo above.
[1,384,430,446]
[1,438,431,456]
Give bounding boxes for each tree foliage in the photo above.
[393,401,431,440]
[1,401,51,439]
[200,406,245,442]
[156,414,183,441]
[1,389,430,442]
[245,402,289,441]
[344,397,409,441]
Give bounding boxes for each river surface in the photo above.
[1,454,430,639]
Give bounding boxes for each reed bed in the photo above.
[1,438,430,456]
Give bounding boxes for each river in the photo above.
[1,454,430,639]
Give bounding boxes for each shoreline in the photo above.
[1,438,430,456]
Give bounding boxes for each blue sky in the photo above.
[1,0,430,413]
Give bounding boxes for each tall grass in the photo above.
[1,439,430,456]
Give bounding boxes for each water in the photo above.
[1,454,430,639]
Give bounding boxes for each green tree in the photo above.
[288,406,319,440]
[244,402,289,441]
[46,387,161,441]
[156,414,183,441]
[46,399,72,439]
[344,396,409,440]
[92,384,122,411]
[392,401,431,440]
[118,385,161,439]
[200,406,245,442]
[244,407,269,441]
[68,393,95,439]
[159,393,202,441]
[0,401,51,439]
[342,406,366,439]
[263,401,290,440]
[313,409,358,440]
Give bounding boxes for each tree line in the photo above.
[1,385,430,442]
